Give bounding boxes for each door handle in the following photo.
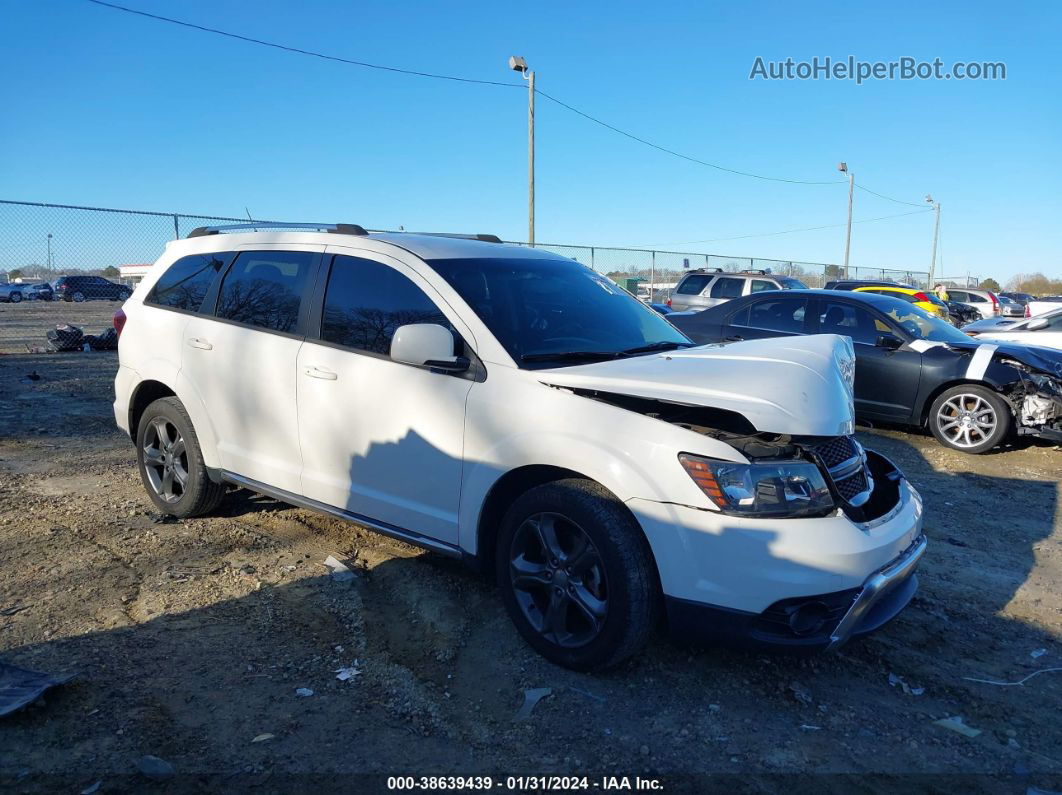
[187,337,213,350]
[303,366,338,381]
[724,334,744,342]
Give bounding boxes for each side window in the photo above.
[736,297,808,333]
[710,277,744,299]
[676,274,713,295]
[750,279,775,293]
[819,301,889,345]
[320,255,450,356]
[147,252,232,312]
[215,250,314,333]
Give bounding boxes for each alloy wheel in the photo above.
[142,417,189,503]
[935,393,997,449]
[509,512,608,648]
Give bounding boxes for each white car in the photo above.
[965,308,1062,351]
[112,223,925,670]
[1028,298,1062,317]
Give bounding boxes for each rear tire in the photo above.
[929,384,1012,454]
[72,291,85,302]
[136,397,225,517]
[496,478,659,671]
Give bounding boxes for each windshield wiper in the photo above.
[520,350,621,363]
[617,341,695,356]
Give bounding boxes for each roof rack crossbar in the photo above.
[186,222,368,238]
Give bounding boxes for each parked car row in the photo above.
[112,226,927,671]
[0,276,132,303]
[669,289,1062,454]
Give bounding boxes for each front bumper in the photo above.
[664,533,927,651]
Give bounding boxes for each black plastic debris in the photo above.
[45,323,84,352]
[0,661,76,717]
[83,327,118,351]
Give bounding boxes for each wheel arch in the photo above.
[468,465,661,586]
[918,378,1014,427]
[128,379,177,440]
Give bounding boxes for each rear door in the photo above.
[724,294,810,342]
[811,297,922,420]
[180,246,322,493]
[703,275,745,308]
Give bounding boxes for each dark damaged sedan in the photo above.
[669,290,1062,454]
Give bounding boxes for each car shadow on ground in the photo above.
[2,428,1061,790]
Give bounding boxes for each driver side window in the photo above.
[320,255,452,356]
[819,301,890,346]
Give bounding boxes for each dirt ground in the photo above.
[0,352,1060,793]
[0,298,120,354]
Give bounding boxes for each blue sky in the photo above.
[3,0,1060,282]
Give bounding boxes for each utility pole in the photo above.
[46,233,53,269]
[838,162,853,278]
[926,195,941,286]
[509,56,535,246]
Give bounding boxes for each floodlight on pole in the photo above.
[838,162,853,278]
[509,55,534,246]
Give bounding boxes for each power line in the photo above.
[84,0,848,187]
[84,1,930,202]
[660,208,933,246]
[854,183,925,207]
[83,0,522,88]
[533,89,843,186]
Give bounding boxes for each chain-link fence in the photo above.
[0,199,929,353]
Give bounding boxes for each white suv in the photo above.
[113,223,925,670]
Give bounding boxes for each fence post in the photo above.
[173,214,180,240]
[590,246,595,271]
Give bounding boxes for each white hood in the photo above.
[538,334,856,437]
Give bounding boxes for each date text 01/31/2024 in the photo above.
[386,776,664,791]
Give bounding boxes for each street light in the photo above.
[838,162,853,278]
[925,194,941,286]
[509,55,535,246]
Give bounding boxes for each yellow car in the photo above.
[852,286,952,322]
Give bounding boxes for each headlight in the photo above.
[678,453,835,518]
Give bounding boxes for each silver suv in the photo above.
[669,269,808,312]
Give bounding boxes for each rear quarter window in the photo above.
[147,252,233,313]
[676,274,713,295]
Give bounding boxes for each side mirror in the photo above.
[1026,317,1049,331]
[876,333,903,350]
[390,323,469,372]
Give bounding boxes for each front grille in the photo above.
[835,468,869,501]
[813,436,873,508]
[814,435,858,469]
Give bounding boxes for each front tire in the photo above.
[929,384,1012,454]
[136,397,225,517]
[496,479,659,671]
[9,292,21,303]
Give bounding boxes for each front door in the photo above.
[296,252,474,544]
[813,298,923,421]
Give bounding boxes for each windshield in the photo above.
[778,277,808,289]
[884,304,972,344]
[427,256,691,367]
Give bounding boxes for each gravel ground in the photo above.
[0,298,121,354]
[0,353,1060,793]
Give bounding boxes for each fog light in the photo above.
[788,602,831,636]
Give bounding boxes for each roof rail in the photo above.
[686,267,723,274]
[737,269,769,275]
[186,222,368,238]
[408,232,503,244]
